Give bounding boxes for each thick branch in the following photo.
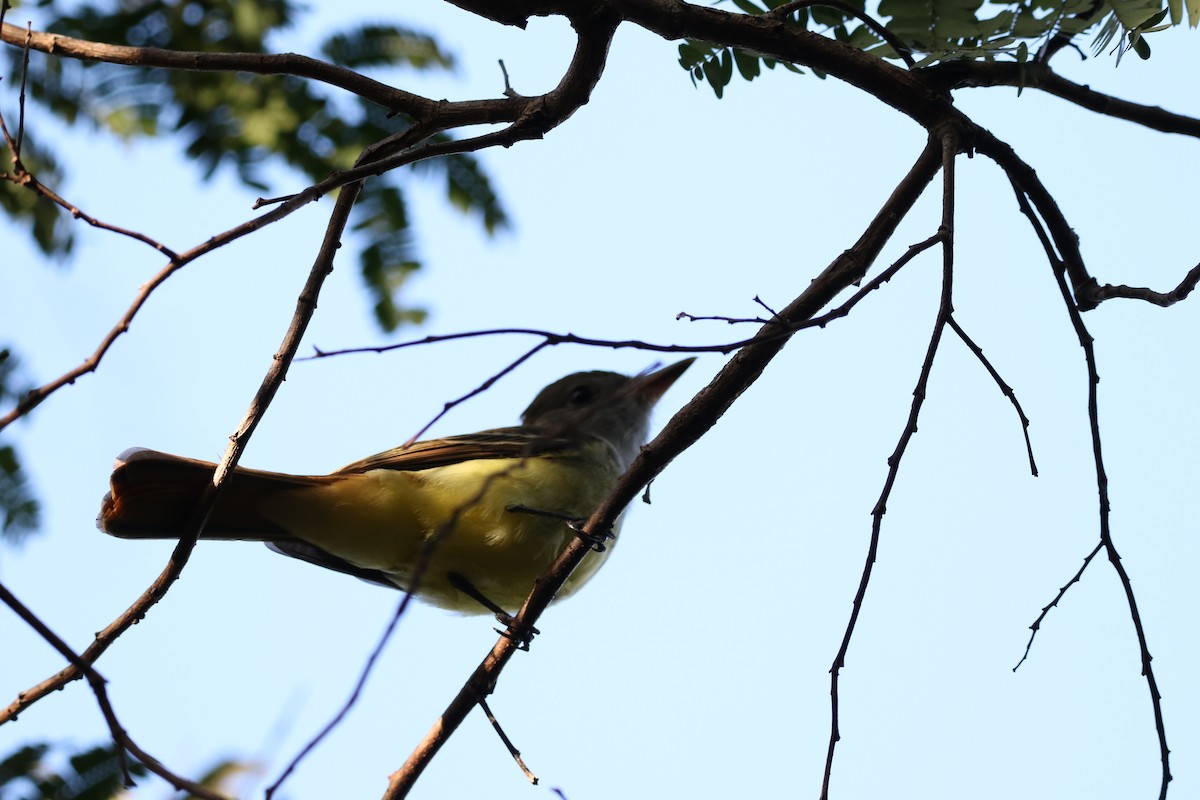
[386,137,944,799]
[973,127,1097,307]
[925,61,1200,139]
[0,20,474,121]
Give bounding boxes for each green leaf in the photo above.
[0,444,40,543]
[733,48,762,80]
[321,24,455,71]
[1132,31,1153,56]
[718,47,735,86]
[7,1,506,334]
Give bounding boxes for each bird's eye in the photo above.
[567,385,594,406]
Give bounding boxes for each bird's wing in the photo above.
[334,426,578,474]
[266,541,399,589]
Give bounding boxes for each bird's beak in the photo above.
[632,357,695,405]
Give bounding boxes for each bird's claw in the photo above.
[568,519,613,552]
[494,612,539,650]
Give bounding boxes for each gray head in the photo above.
[521,359,694,470]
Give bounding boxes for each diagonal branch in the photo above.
[1013,541,1103,671]
[385,136,945,799]
[0,581,230,800]
[973,126,1097,307]
[947,316,1038,476]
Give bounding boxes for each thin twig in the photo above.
[753,295,779,317]
[479,699,538,784]
[6,167,181,258]
[947,315,1038,476]
[309,230,946,370]
[403,341,549,447]
[0,181,364,727]
[0,581,229,800]
[15,22,29,156]
[821,131,957,799]
[1005,171,1172,800]
[266,458,531,799]
[1088,263,1200,307]
[1046,221,1173,800]
[265,590,409,799]
[1012,542,1103,671]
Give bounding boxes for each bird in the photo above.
[99,359,693,619]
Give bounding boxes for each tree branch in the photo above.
[0,181,363,726]
[1005,166,1172,800]
[385,136,944,799]
[0,581,230,800]
[947,315,1038,476]
[822,131,958,799]
[1087,263,1200,307]
[925,61,1200,139]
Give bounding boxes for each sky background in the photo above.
[2,3,1198,799]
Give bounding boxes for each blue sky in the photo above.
[2,4,1198,799]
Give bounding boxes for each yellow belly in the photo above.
[258,448,622,613]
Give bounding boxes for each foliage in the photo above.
[0,742,147,800]
[2,0,509,332]
[0,348,38,544]
[678,0,1191,97]
[0,741,254,799]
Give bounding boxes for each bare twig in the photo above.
[821,131,958,799]
[1046,222,1173,800]
[1005,170,1172,800]
[267,458,530,799]
[947,315,1038,476]
[0,581,230,800]
[15,21,29,155]
[676,310,774,325]
[1088,263,1200,307]
[753,295,779,317]
[498,59,522,98]
[0,181,363,727]
[310,229,946,374]
[3,161,181,257]
[266,585,410,799]
[1012,541,1103,671]
[403,342,551,446]
[479,699,538,784]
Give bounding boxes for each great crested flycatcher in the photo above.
[99,359,693,617]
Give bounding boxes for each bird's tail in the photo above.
[99,448,329,541]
